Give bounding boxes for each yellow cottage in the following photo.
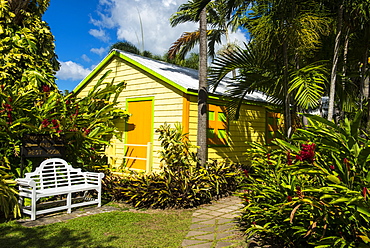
[74,49,279,172]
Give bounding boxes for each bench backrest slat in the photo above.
[23,158,88,190]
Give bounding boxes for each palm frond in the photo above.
[170,1,198,27]
[288,62,329,109]
[207,29,224,58]
[168,29,224,60]
[168,31,200,60]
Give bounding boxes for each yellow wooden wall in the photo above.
[77,55,268,171]
[76,56,184,171]
[187,95,266,164]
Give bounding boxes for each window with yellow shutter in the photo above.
[207,104,228,146]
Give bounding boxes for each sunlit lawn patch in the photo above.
[0,209,193,248]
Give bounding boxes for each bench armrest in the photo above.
[16,178,36,188]
[85,172,105,179]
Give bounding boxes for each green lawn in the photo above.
[0,209,194,248]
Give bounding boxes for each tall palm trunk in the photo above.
[339,27,349,120]
[328,1,344,122]
[283,41,292,137]
[362,25,370,130]
[197,7,208,165]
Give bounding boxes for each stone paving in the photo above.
[16,195,247,247]
[182,195,247,248]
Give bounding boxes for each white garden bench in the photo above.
[16,158,105,220]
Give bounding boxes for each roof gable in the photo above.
[74,49,268,103]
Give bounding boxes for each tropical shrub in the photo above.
[0,162,20,219]
[240,113,370,247]
[0,1,130,219]
[116,123,243,208]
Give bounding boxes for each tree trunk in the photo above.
[362,25,370,130]
[340,27,349,120]
[283,41,292,137]
[8,0,31,24]
[197,7,208,165]
[328,1,344,122]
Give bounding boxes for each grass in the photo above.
[0,207,194,248]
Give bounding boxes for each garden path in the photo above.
[16,195,248,247]
[182,195,246,248]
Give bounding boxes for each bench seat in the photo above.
[16,158,104,220]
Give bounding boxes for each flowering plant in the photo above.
[240,112,370,247]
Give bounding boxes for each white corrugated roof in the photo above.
[115,49,269,103]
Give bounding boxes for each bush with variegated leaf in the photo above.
[240,112,370,247]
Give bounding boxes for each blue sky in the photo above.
[43,0,247,92]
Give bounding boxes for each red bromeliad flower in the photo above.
[243,169,249,177]
[363,187,367,200]
[344,158,350,170]
[41,119,50,127]
[3,103,12,112]
[51,119,60,130]
[7,112,12,124]
[42,85,50,93]
[267,153,272,165]
[287,152,292,165]
[296,143,316,163]
[329,165,335,170]
[287,195,292,202]
[82,127,91,135]
[3,103,13,124]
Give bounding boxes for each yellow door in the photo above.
[126,100,152,170]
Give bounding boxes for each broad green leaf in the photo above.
[327,175,341,184]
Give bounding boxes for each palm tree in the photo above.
[327,0,344,122]
[169,0,237,60]
[324,0,370,122]
[170,0,209,164]
[209,0,330,135]
[198,6,208,165]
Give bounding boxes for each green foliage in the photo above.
[0,0,58,90]
[241,113,370,247]
[112,123,243,208]
[156,123,197,170]
[101,170,131,201]
[110,41,141,55]
[0,70,129,177]
[0,162,20,219]
[0,1,130,219]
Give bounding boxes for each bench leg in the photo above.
[31,196,36,221]
[67,192,72,214]
[98,189,102,207]
[18,195,24,210]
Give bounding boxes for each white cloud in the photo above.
[90,0,197,55]
[89,28,110,42]
[56,61,91,81]
[90,0,248,57]
[90,47,107,56]
[81,54,91,62]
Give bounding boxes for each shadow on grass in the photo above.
[0,213,120,248]
[0,210,194,248]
